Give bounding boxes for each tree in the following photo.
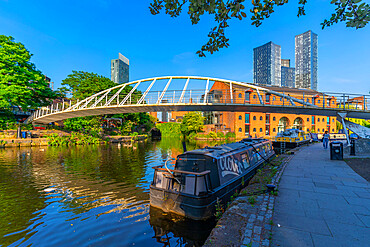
[149,0,370,57]
[180,112,205,136]
[0,35,56,112]
[60,71,117,100]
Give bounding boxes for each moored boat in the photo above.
[149,138,275,220]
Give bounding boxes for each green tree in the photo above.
[149,0,370,57]
[0,35,56,112]
[60,71,116,100]
[180,112,205,137]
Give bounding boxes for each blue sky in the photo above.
[0,0,369,94]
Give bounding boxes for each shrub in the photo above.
[207,131,217,139]
[225,132,236,138]
[216,132,225,138]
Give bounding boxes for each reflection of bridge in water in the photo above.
[25,76,370,143]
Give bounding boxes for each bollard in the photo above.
[350,139,356,156]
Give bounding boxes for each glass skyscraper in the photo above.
[253,41,281,86]
[281,66,295,88]
[111,53,129,84]
[295,30,318,90]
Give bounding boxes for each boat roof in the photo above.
[180,138,269,158]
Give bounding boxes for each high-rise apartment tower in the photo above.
[111,53,129,84]
[253,41,281,86]
[295,30,318,90]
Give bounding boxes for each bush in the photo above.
[225,132,236,139]
[217,132,225,138]
[207,131,217,139]
[156,122,181,137]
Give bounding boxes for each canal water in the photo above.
[0,138,226,247]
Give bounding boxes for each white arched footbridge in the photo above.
[26,76,370,124]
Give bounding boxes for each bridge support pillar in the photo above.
[337,112,350,146]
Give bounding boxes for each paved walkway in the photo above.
[272,143,370,247]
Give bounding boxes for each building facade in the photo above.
[160,81,337,139]
[253,42,281,87]
[295,30,318,90]
[281,59,290,67]
[111,53,129,84]
[281,66,295,88]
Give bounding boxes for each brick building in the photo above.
[151,81,338,139]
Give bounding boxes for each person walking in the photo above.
[323,131,330,149]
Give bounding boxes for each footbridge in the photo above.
[25,76,370,124]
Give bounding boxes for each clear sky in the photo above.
[0,0,369,94]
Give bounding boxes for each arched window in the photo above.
[273,128,276,132]
[332,119,334,122]
[239,128,242,132]
[239,115,242,120]
[238,93,242,98]
[332,129,334,132]
[253,116,256,120]
[322,118,325,122]
[259,128,263,132]
[253,95,256,99]
[273,117,276,121]
[318,118,320,122]
[253,128,256,132]
[317,129,320,133]
[260,116,263,121]
[318,100,320,104]
[307,118,310,122]
[273,96,276,101]
[322,128,325,132]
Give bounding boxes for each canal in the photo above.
[0,138,226,247]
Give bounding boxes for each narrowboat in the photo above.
[272,129,311,150]
[149,138,275,220]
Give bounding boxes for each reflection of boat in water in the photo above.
[272,129,311,150]
[149,206,215,247]
[150,138,275,220]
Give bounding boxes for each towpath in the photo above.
[272,143,370,247]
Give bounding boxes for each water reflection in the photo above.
[0,138,229,246]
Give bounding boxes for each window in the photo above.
[306,99,309,103]
[273,117,276,121]
[273,96,276,101]
[280,97,283,101]
[317,129,320,132]
[260,116,263,121]
[245,92,250,102]
[322,118,325,122]
[318,100,320,104]
[327,99,330,106]
[265,125,270,135]
[318,118,320,122]
[266,114,270,124]
[273,128,276,132]
[245,125,250,136]
[307,118,309,122]
[238,93,242,98]
[259,128,263,132]
[245,113,250,124]
[312,116,315,124]
[253,95,256,99]
[332,129,334,132]
[322,128,325,132]
[253,128,256,132]
[239,115,242,120]
[332,119,334,122]
[239,128,242,132]
[327,117,330,124]
[253,116,256,121]
[266,94,270,103]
